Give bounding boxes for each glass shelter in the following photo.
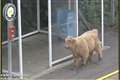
[1,0,108,79]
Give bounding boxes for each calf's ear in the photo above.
[70,39,76,43]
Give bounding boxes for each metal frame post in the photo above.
[37,0,40,31]
[7,23,12,79]
[8,41,12,80]
[17,0,23,79]
[101,0,104,47]
[48,0,52,67]
[76,0,78,36]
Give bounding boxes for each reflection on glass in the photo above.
[51,0,77,61]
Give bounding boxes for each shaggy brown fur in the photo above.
[65,29,102,68]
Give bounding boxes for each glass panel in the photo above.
[2,0,37,41]
[2,0,49,76]
[51,0,77,61]
[78,0,102,38]
[40,0,48,31]
[21,0,37,35]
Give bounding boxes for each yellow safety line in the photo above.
[96,70,119,80]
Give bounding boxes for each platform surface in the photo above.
[2,28,118,79]
[37,28,118,79]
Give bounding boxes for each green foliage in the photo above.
[79,0,118,27]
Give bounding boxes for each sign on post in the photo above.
[3,3,16,21]
[3,3,16,79]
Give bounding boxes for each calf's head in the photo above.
[64,37,76,49]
